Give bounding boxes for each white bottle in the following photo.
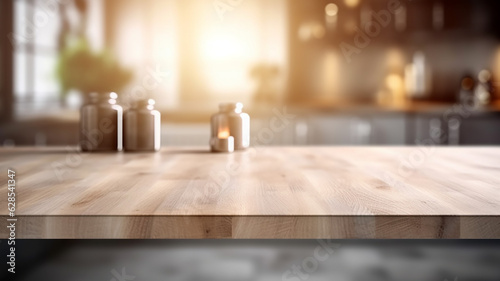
[405,51,432,99]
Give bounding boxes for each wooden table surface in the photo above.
[1,146,500,239]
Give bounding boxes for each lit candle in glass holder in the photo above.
[210,122,234,153]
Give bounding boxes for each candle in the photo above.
[218,129,230,139]
[211,136,234,153]
[211,126,234,152]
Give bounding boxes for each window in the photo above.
[12,0,103,118]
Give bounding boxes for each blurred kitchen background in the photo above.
[1,0,500,146]
[2,239,500,281]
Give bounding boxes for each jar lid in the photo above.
[219,102,243,112]
[87,92,118,103]
[132,99,155,108]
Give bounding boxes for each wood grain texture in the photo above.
[1,146,500,239]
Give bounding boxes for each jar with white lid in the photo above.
[124,99,161,152]
[80,92,123,152]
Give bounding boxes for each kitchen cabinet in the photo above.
[410,112,500,146]
[459,114,500,145]
[370,115,407,145]
[307,115,372,145]
[307,114,406,145]
[298,110,500,146]
[409,114,448,146]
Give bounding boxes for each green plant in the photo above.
[56,39,133,97]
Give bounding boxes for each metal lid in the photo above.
[132,98,155,107]
[87,92,118,103]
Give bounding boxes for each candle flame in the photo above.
[218,130,230,139]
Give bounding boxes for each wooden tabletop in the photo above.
[1,146,500,239]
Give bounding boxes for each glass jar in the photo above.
[124,99,161,152]
[80,92,123,152]
[211,102,250,151]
